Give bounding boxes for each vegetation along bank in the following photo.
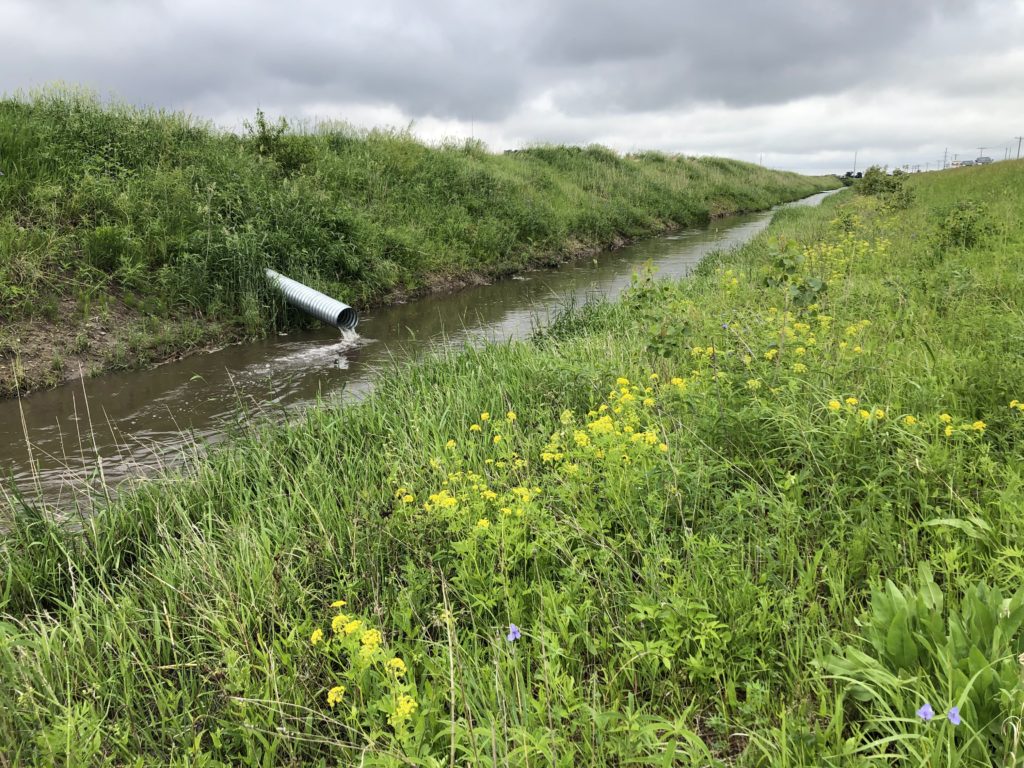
[2,159,1022,764]
[0,92,838,397]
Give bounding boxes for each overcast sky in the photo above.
[3,0,1023,173]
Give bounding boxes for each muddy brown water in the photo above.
[0,191,836,513]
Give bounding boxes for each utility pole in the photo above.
[943,147,948,169]
[978,146,986,160]
[852,150,857,174]
[1015,136,1023,160]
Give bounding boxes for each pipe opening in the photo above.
[337,307,359,330]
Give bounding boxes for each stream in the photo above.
[0,190,837,513]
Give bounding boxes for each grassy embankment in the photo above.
[0,91,837,397]
[2,162,1023,766]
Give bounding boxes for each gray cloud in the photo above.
[2,0,1022,172]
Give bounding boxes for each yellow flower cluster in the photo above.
[326,685,346,708]
[359,628,382,662]
[540,377,671,469]
[424,489,458,512]
[826,398,886,422]
[393,488,415,504]
[388,694,418,728]
[312,601,417,733]
[824,400,994,438]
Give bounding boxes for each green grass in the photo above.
[0,89,837,396]
[2,161,1023,766]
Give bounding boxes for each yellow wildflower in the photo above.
[386,657,407,676]
[342,619,363,636]
[476,518,490,529]
[330,600,347,608]
[874,409,886,419]
[903,415,918,426]
[446,439,456,449]
[939,413,952,424]
[506,411,516,422]
[945,425,954,437]
[643,398,655,407]
[331,613,351,635]
[481,489,498,501]
[846,397,859,406]
[426,490,457,509]
[853,346,863,354]
[828,400,841,411]
[859,409,871,420]
[310,628,324,646]
[388,695,418,728]
[972,420,986,431]
[326,685,346,708]
[616,377,630,386]
[764,348,778,361]
[747,379,762,391]
[649,373,659,381]
[670,377,684,386]
[361,629,382,649]
[480,412,490,422]
[470,424,481,432]
[659,443,669,453]
[792,363,807,374]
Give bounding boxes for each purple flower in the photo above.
[947,707,961,726]
[916,702,935,722]
[506,623,521,642]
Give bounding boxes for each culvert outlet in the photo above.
[265,269,359,331]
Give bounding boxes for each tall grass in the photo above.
[2,156,1022,763]
[0,89,836,394]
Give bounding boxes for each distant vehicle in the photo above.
[961,160,975,167]
[975,156,993,165]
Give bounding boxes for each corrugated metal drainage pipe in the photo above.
[265,269,359,331]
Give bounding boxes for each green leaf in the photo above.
[920,516,992,541]
[885,607,918,670]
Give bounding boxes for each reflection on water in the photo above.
[0,191,837,511]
